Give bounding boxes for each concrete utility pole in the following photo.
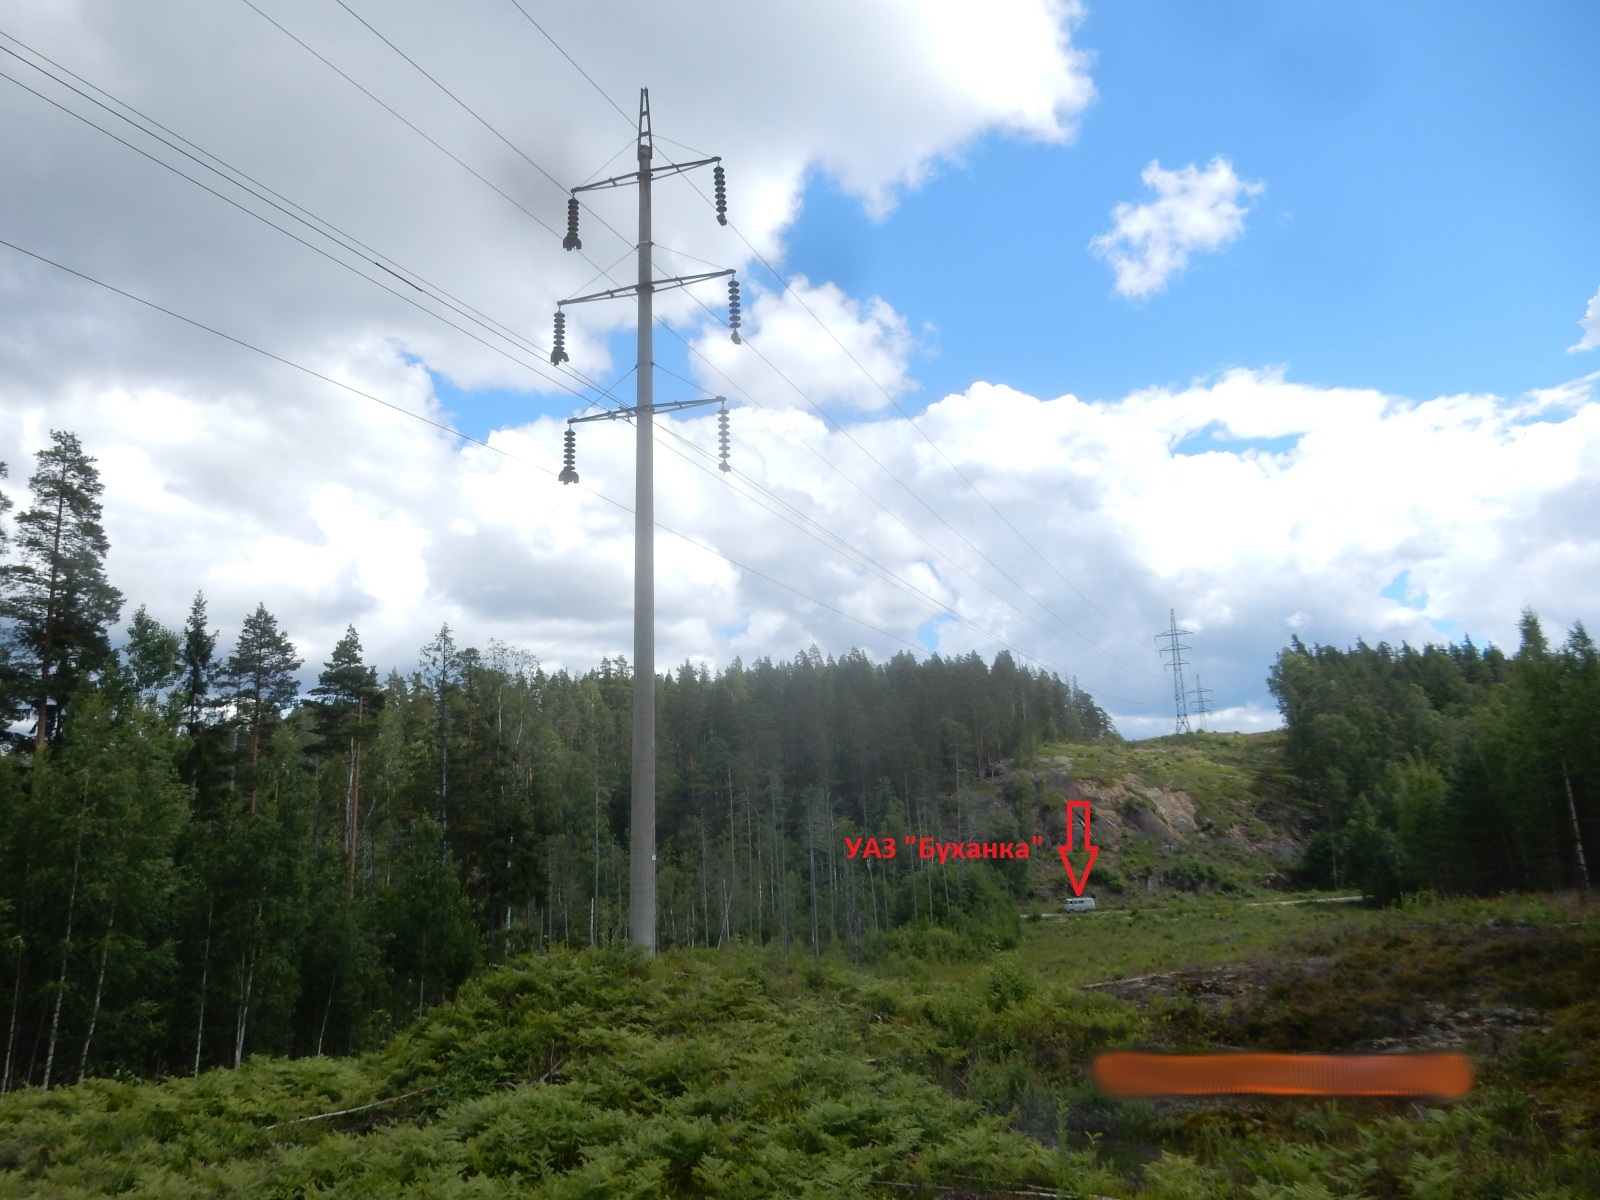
[552,90,739,955]
[631,95,657,959]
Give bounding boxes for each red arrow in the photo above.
[1057,799,1098,896]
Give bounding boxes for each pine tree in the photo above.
[222,604,302,811]
[0,432,123,752]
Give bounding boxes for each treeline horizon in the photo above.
[0,430,1114,1089]
[1271,613,1598,901]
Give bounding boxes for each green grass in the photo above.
[1012,891,1383,988]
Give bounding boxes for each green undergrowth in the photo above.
[1,893,1596,1198]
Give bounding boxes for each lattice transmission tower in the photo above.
[1155,609,1194,735]
[1188,673,1213,732]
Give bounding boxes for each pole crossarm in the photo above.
[573,156,720,193]
[568,396,724,424]
[560,269,732,308]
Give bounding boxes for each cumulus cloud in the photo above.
[690,276,916,413]
[0,0,1095,669]
[1091,157,1265,298]
[9,349,1594,740]
[0,0,1096,399]
[1571,284,1600,352]
[3,4,1596,740]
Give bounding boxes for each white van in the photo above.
[1062,896,1097,913]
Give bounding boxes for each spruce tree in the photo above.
[180,592,218,731]
[0,432,122,751]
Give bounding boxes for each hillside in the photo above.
[1,892,1595,1197]
[982,731,1316,904]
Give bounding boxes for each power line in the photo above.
[0,25,1141,698]
[502,0,632,127]
[645,414,1144,700]
[646,359,1144,690]
[651,286,1162,678]
[509,7,1155,656]
[271,0,1156,685]
[0,233,936,658]
[0,50,619,412]
[328,0,576,203]
[0,29,655,423]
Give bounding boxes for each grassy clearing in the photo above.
[1011,891,1387,989]
[2,890,1596,1197]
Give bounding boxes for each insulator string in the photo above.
[550,309,569,364]
[559,423,579,484]
[563,197,582,251]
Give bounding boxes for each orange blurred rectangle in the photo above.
[1093,1051,1473,1098]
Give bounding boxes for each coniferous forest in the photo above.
[1,430,1595,1097]
[1270,620,1599,902]
[0,431,1113,1087]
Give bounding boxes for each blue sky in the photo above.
[778,0,1600,413]
[5,0,1598,737]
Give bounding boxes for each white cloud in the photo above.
[0,0,1094,400]
[691,276,916,413]
[5,349,1597,737]
[2,4,1596,742]
[1571,284,1600,352]
[1091,158,1265,298]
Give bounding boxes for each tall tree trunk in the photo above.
[825,787,838,947]
[350,697,364,898]
[316,975,336,1057]
[769,773,787,951]
[745,786,760,940]
[806,796,820,955]
[34,492,66,757]
[232,902,262,1070]
[699,813,712,949]
[591,779,601,946]
[76,910,114,1083]
[2,942,22,1093]
[436,687,448,856]
[193,899,212,1077]
[726,769,737,941]
[41,822,83,1092]
[866,856,880,932]
[233,948,255,1070]
[1563,759,1591,890]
